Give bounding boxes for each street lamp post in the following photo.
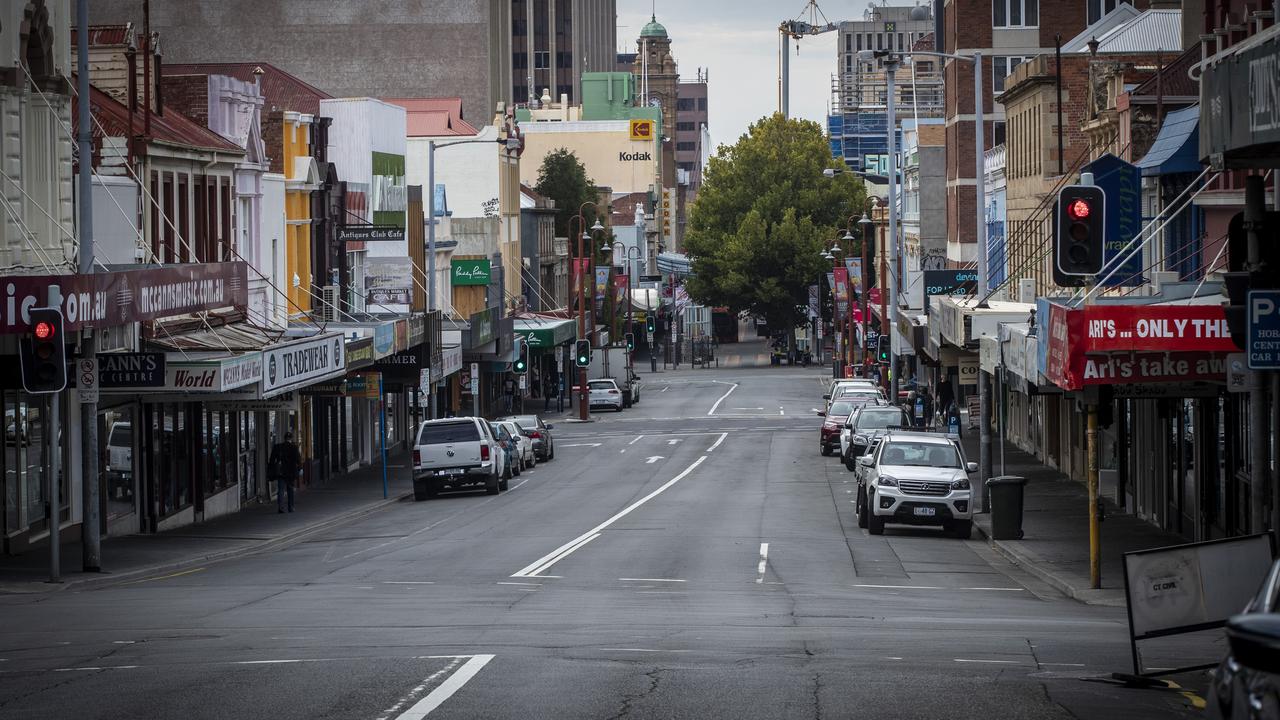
[861,46,990,503]
[571,204,604,421]
[609,241,644,374]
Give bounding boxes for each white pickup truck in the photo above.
[412,417,503,500]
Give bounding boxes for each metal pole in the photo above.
[1055,37,1064,177]
[48,394,61,583]
[427,140,437,421]
[76,0,101,572]
[1087,401,1101,588]
[974,51,993,511]
[379,387,388,499]
[886,59,900,402]
[780,33,790,117]
[577,216,589,420]
[1246,175,1268,533]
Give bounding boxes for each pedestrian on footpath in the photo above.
[268,432,302,514]
[920,387,935,427]
[503,373,516,413]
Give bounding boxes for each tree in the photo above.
[684,114,867,339]
[534,148,598,253]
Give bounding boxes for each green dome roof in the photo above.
[640,15,667,38]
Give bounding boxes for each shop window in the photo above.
[204,409,237,497]
[3,394,46,534]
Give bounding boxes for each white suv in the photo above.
[412,417,503,500]
[856,431,977,538]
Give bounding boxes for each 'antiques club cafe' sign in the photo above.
[0,262,248,333]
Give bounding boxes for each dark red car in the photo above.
[818,399,858,456]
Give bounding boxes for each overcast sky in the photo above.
[617,1,881,155]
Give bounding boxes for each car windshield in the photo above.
[512,416,540,428]
[418,421,480,444]
[856,410,908,430]
[828,401,855,416]
[879,441,961,468]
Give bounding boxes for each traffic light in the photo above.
[625,332,635,351]
[20,307,67,394]
[1053,185,1106,287]
[574,339,592,367]
[877,335,890,363]
[645,315,656,334]
[513,339,528,374]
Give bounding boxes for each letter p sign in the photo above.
[1252,296,1276,325]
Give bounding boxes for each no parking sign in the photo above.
[79,358,98,403]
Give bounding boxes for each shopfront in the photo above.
[513,315,577,410]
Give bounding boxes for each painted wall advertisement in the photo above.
[365,257,413,305]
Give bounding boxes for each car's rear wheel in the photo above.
[548,443,555,460]
[485,473,500,495]
[820,443,831,456]
[499,476,509,491]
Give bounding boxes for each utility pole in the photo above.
[1081,171,1101,590]
[885,57,900,402]
[77,0,101,572]
[973,51,994,514]
[1245,175,1269,534]
[427,141,437,421]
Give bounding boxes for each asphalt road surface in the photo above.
[0,363,1208,719]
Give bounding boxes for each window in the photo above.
[845,33,852,53]
[698,97,707,111]
[876,33,883,50]
[993,0,1037,28]
[1088,0,1129,24]
[677,98,695,111]
[418,421,480,445]
[993,120,1006,147]
[676,142,696,151]
[534,51,550,69]
[676,121,696,132]
[992,55,1029,92]
[856,33,863,52]
[897,33,904,51]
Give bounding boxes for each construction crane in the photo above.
[778,0,838,117]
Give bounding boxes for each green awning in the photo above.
[513,317,577,351]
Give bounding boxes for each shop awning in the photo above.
[1137,105,1200,176]
[513,316,577,350]
[656,252,692,276]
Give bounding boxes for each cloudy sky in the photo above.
[617,1,882,154]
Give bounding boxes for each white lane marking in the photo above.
[666,438,682,445]
[707,432,727,453]
[636,591,687,594]
[112,641,135,645]
[233,659,337,665]
[755,542,769,584]
[393,654,495,720]
[779,407,785,416]
[706,381,739,416]
[377,658,464,720]
[598,648,689,653]
[661,386,669,392]
[645,456,665,464]
[628,435,645,446]
[885,657,904,661]
[511,456,709,577]
[1041,663,1087,667]
[496,581,541,586]
[851,584,1025,592]
[561,443,602,448]
[516,533,602,578]
[384,581,435,585]
[954,659,1022,665]
[619,578,686,582]
[732,407,765,410]
[508,479,530,492]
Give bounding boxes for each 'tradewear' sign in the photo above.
[262,333,346,397]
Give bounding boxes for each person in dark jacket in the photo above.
[268,432,302,513]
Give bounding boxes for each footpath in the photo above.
[960,433,1187,606]
[0,449,415,593]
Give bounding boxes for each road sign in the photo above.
[1247,290,1280,369]
[79,358,98,403]
[419,368,431,390]
[1226,352,1254,392]
[469,362,480,395]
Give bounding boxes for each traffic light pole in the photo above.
[48,393,61,583]
[1081,171,1101,590]
[76,0,102,572]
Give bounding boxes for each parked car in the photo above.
[840,405,913,470]
[412,417,503,500]
[825,378,880,400]
[1210,558,1280,720]
[588,378,625,412]
[489,422,520,480]
[857,430,977,538]
[833,386,886,408]
[106,421,133,499]
[501,415,555,461]
[622,370,642,407]
[818,399,858,456]
[496,419,535,470]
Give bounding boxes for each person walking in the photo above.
[268,431,302,513]
[921,387,935,427]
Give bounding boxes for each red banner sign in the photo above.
[1083,305,1237,353]
[1081,353,1230,385]
[1045,303,1080,389]
[0,262,248,334]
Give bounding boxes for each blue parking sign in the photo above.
[1247,290,1280,369]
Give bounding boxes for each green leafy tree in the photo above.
[534,148,598,254]
[685,114,867,339]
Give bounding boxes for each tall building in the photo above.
[511,0,617,107]
[676,69,708,191]
[633,16,679,183]
[939,0,1148,265]
[829,4,939,173]
[87,1,606,124]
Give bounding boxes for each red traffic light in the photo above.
[33,321,55,340]
[1067,198,1092,221]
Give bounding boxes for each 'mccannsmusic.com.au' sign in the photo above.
[451,258,491,286]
